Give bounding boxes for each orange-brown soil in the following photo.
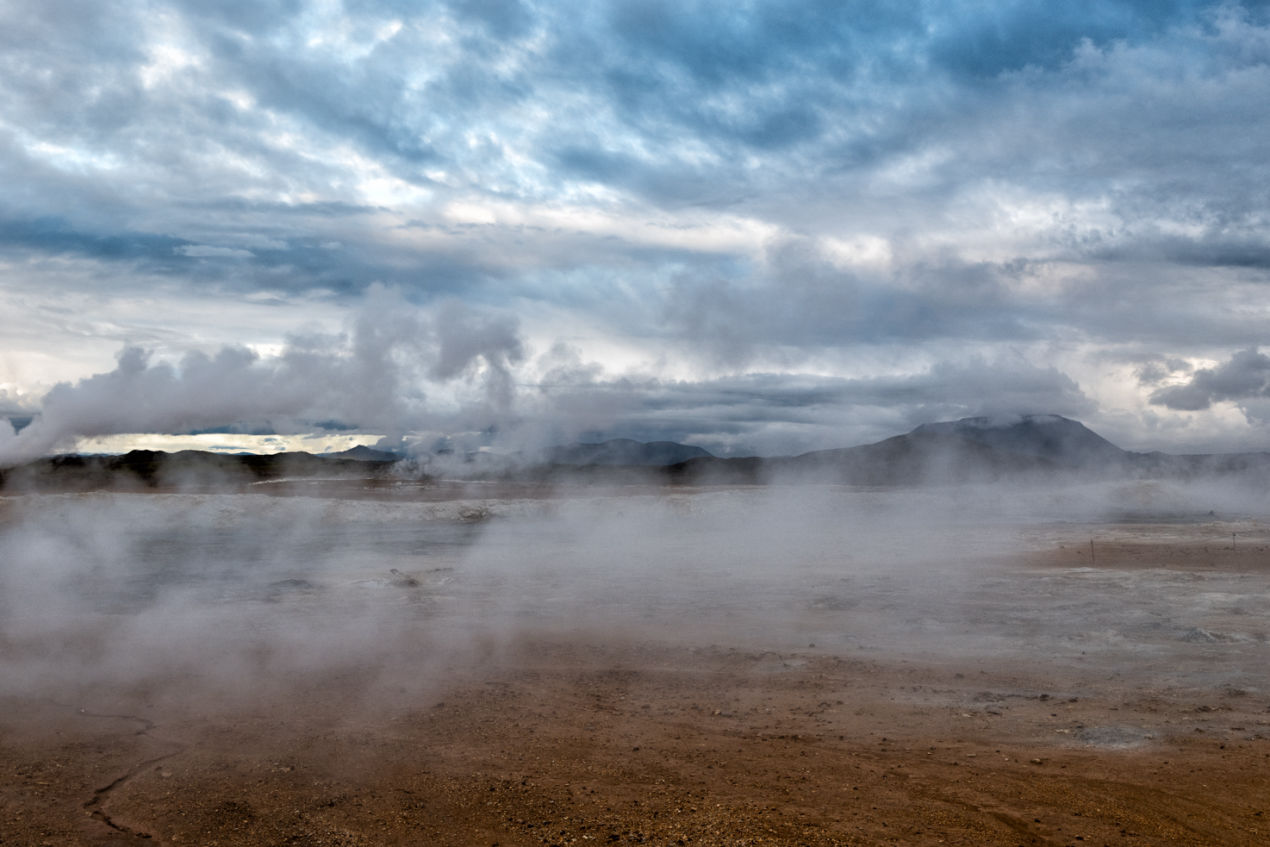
[2,526,1269,846]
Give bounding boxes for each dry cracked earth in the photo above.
[1,488,1268,846]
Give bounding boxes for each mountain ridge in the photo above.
[545,438,712,467]
[665,414,1270,485]
[3,414,1270,491]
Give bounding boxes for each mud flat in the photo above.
[1,484,1268,845]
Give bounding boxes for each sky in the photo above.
[2,0,1270,461]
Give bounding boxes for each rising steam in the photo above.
[2,479,1266,716]
[0,287,524,466]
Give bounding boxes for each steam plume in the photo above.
[0,289,524,466]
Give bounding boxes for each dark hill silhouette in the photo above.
[666,414,1270,485]
[545,438,712,467]
[907,414,1126,467]
[4,416,1270,491]
[325,445,401,462]
[0,448,399,492]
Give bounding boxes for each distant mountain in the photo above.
[907,414,1126,467]
[0,448,399,492]
[666,414,1270,485]
[325,445,402,462]
[545,438,712,467]
[4,415,1270,492]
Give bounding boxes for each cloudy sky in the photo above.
[2,0,1270,460]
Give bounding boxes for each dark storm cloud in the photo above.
[531,357,1093,455]
[198,199,383,218]
[169,0,305,31]
[448,0,535,38]
[1134,355,1192,386]
[547,143,756,208]
[926,0,1198,78]
[5,0,1268,301]
[655,362,1092,428]
[0,213,496,298]
[1095,236,1270,270]
[660,241,1038,364]
[1151,348,1270,412]
[0,216,192,265]
[5,1,1270,451]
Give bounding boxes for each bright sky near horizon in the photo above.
[3,0,1270,460]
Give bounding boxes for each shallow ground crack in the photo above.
[71,705,186,842]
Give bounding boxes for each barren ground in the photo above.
[1,488,1268,846]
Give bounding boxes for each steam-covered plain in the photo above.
[2,478,1268,843]
[4,480,1268,689]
